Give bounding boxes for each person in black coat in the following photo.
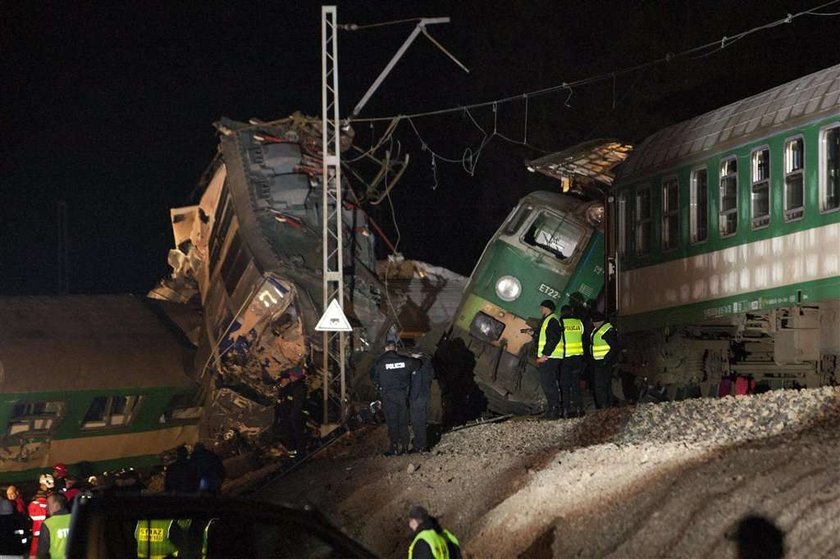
[371,342,420,456]
[409,354,435,453]
[0,498,26,558]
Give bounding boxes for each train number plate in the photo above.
[538,283,561,299]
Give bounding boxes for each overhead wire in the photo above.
[350,0,840,124]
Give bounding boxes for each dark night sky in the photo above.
[3,1,840,295]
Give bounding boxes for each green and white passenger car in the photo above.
[612,63,840,396]
[0,295,202,483]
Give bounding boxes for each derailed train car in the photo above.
[150,114,397,444]
[441,63,840,414]
[0,295,201,483]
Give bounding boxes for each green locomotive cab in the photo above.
[442,191,605,415]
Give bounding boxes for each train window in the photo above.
[821,124,840,212]
[523,211,584,260]
[82,396,142,430]
[220,231,251,296]
[634,188,652,255]
[209,189,235,271]
[160,393,203,424]
[690,168,708,243]
[7,401,65,436]
[751,148,771,229]
[503,205,533,235]
[784,137,805,221]
[661,177,679,250]
[617,194,628,255]
[719,157,738,237]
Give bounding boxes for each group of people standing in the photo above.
[371,341,435,456]
[535,299,622,419]
[1,463,79,559]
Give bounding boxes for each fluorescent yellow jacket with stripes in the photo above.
[590,322,614,360]
[408,528,460,559]
[562,317,584,357]
[538,314,563,358]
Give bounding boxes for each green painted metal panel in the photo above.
[618,276,840,332]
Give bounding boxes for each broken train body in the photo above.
[151,114,395,446]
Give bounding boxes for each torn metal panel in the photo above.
[201,388,275,443]
[377,258,468,339]
[527,139,633,189]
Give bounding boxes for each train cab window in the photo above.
[7,401,65,437]
[751,148,771,229]
[523,211,584,260]
[690,168,708,243]
[82,395,142,429]
[503,204,533,235]
[784,137,805,221]
[634,188,652,255]
[661,177,679,250]
[821,124,840,212]
[719,157,738,237]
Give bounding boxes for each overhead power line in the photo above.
[350,0,840,124]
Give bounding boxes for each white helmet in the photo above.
[39,473,55,489]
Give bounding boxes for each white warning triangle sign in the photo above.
[314,298,353,332]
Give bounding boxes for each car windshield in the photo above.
[523,211,585,260]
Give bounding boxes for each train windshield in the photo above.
[523,211,585,260]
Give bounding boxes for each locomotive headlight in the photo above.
[495,275,522,302]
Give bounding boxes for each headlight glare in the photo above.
[495,275,522,302]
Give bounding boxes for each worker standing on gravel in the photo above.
[588,311,622,409]
[535,299,563,419]
[558,305,586,418]
[409,353,435,453]
[407,505,461,559]
[371,341,419,456]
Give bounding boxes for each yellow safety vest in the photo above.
[562,317,584,357]
[43,512,71,559]
[135,519,179,559]
[590,322,613,360]
[408,529,460,559]
[537,314,564,358]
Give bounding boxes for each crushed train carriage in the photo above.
[440,63,840,414]
[149,113,464,448]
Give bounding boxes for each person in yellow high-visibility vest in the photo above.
[535,299,563,419]
[557,305,586,418]
[588,311,622,409]
[407,505,461,559]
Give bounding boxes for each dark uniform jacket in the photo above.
[410,357,434,401]
[593,325,622,366]
[371,350,418,392]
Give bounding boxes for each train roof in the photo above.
[0,295,195,394]
[618,62,840,181]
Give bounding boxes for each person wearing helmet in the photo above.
[28,474,53,558]
[51,464,68,493]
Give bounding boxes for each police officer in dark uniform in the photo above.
[371,341,419,456]
[588,311,622,409]
[558,305,586,418]
[535,300,563,419]
[409,353,434,453]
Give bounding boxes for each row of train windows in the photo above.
[619,124,840,256]
[5,395,202,437]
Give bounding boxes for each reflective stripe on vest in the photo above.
[538,314,564,358]
[562,318,584,357]
[135,519,179,559]
[408,529,459,559]
[44,513,71,559]
[590,323,613,360]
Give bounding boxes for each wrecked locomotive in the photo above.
[438,190,608,415]
[441,64,840,415]
[149,114,399,446]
